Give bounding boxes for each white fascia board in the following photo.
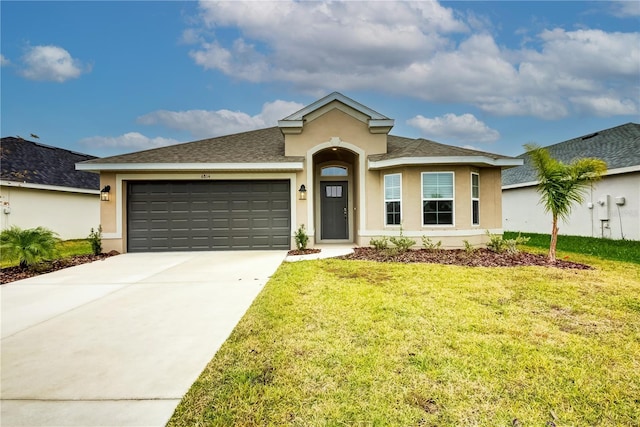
[0,180,100,195]
[282,92,389,121]
[277,120,303,128]
[501,165,640,190]
[369,119,395,128]
[76,162,305,172]
[368,156,523,170]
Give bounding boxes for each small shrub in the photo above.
[463,240,476,253]
[389,226,416,252]
[0,226,60,269]
[369,236,389,250]
[486,230,530,254]
[421,236,442,250]
[294,224,309,250]
[88,225,103,255]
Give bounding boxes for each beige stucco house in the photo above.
[77,93,522,253]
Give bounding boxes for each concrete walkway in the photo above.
[1,251,287,427]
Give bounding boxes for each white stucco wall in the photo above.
[502,171,640,240]
[0,183,100,240]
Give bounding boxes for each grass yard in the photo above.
[169,252,640,426]
[504,232,640,265]
[0,239,92,268]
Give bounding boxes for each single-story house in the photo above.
[502,123,640,241]
[1,137,100,239]
[77,92,522,253]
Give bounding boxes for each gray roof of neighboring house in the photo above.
[80,127,516,168]
[502,123,640,187]
[1,137,100,190]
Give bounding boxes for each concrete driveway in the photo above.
[1,251,287,426]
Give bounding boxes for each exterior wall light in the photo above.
[100,185,111,202]
[298,184,307,200]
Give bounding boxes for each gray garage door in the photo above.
[127,180,290,252]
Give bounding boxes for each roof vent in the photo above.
[581,132,599,140]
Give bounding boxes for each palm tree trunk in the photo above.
[549,216,558,262]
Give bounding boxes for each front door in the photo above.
[320,181,348,240]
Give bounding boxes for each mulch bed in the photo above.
[1,251,120,284]
[340,247,592,270]
[287,248,322,256]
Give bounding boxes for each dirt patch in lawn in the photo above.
[1,251,120,284]
[340,247,592,269]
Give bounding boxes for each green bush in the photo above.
[369,236,389,250]
[0,226,60,269]
[88,225,103,255]
[421,236,442,250]
[463,240,476,253]
[389,226,416,252]
[294,224,309,250]
[486,230,530,254]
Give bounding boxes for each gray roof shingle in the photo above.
[81,127,303,165]
[80,127,516,168]
[502,123,640,186]
[1,137,99,190]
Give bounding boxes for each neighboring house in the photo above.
[502,123,640,241]
[77,92,522,253]
[1,137,100,240]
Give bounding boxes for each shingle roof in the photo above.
[81,127,303,165]
[80,126,517,170]
[502,123,640,186]
[373,135,516,161]
[1,137,99,190]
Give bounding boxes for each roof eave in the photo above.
[76,162,305,173]
[368,156,523,170]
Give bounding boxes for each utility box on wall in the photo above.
[597,195,610,221]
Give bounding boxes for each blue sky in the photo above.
[1,1,639,158]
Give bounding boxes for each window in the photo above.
[471,173,479,226]
[325,185,343,198]
[321,166,348,176]
[384,174,401,225]
[422,172,454,225]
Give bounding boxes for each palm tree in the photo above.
[524,144,607,262]
[0,226,60,269]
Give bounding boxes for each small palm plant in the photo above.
[0,226,60,269]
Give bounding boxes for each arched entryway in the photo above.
[312,147,358,243]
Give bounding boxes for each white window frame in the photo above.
[421,171,455,227]
[471,172,480,226]
[384,173,402,226]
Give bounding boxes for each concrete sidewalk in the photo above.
[1,251,286,426]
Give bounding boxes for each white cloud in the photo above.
[0,54,10,67]
[80,132,180,150]
[20,45,88,82]
[407,113,500,144]
[610,1,640,17]
[137,99,304,138]
[185,0,639,119]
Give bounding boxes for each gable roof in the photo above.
[502,123,640,187]
[278,92,395,133]
[1,137,99,190]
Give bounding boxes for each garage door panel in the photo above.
[128,180,290,252]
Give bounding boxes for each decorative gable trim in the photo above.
[278,92,394,134]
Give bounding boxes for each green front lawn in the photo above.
[0,239,92,268]
[169,254,640,426]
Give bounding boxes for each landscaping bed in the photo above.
[0,251,119,284]
[340,247,592,269]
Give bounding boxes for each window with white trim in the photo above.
[384,173,401,225]
[422,172,454,225]
[471,172,479,226]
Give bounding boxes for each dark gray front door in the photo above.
[320,181,348,240]
[127,180,290,252]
